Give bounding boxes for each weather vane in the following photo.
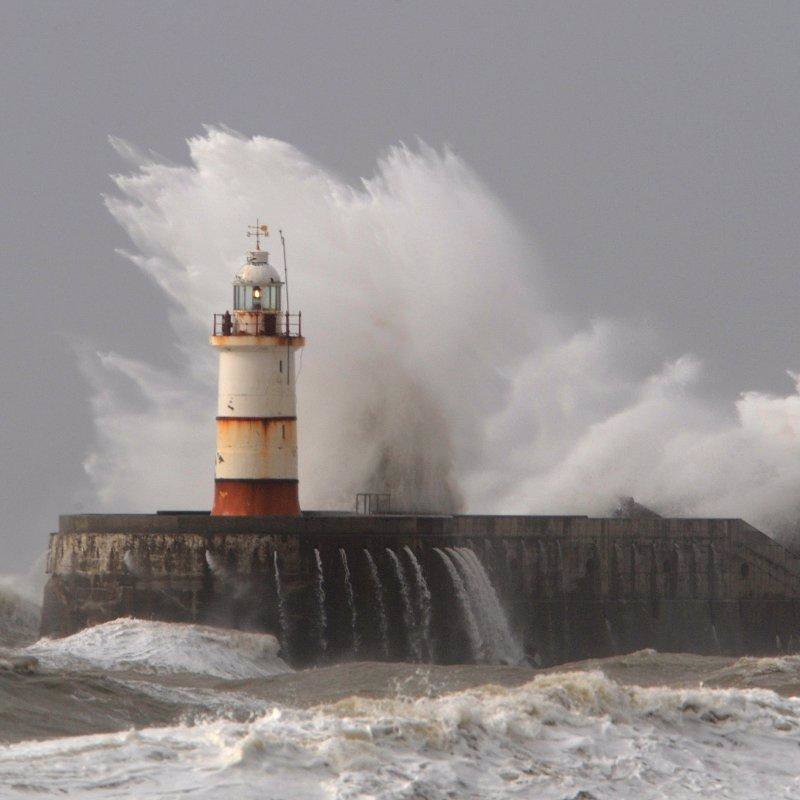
[247,219,269,250]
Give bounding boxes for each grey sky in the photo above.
[2,1,800,568]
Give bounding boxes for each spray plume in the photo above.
[83,127,800,544]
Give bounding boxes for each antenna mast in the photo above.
[279,229,290,314]
[280,229,291,384]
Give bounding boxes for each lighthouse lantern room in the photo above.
[210,223,305,516]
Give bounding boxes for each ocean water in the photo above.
[1,593,799,798]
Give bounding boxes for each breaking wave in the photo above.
[25,618,289,679]
[0,553,46,647]
[80,127,800,542]
[0,587,40,648]
[0,670,798,798]
[706,653,800,696]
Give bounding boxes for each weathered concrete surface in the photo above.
[41,514,800,666]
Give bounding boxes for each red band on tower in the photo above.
[212,479,300,516]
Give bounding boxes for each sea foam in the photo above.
[25,618,289,679]
[0,670,797,799]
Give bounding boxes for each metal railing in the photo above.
[356,493,392,515]
[212,311,302,337]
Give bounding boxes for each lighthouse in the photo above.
[210,223,305,515]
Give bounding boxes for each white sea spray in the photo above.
[79,127,800,542]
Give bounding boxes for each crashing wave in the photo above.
[25,618,290,679]
[0,586,41,647]
[0,670,797,798]
[705,653,800,695]
[723,654,800,677]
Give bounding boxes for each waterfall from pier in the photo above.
[273,552,290,656]
[313,549,327,655]
[386,548,421,661]
[122,550,140,577]
[263,537,734,668]
[709,544,720,598]
[403,545,433,660]
[610,542,623,598]
[449,547,525,665]
[604,614,618,652]
[537,540,548,586]
[204,549,226,578]
[434,547,484,661]
[690,543,700,597]
[339,548,360,656]
[448,548,493,654]
[364,549,390,659]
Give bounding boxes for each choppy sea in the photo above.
[1,587,799,799]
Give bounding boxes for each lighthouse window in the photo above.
[234,284,255,310]
[232,283,281,311]
[264,284,280,310]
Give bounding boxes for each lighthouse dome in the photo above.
[236,251,282,285]
[237,262,282,285]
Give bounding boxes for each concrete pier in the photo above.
[41,513,800,665]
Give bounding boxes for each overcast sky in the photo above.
[3,2,800,568]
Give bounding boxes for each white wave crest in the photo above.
[706,654,800,693]
[25,618,289,679]
[0,553,46,645]
[81,127,800,539]
[0,670,798,798]
[728,654,800,676]
[0,588,40,647]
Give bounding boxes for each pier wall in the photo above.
[40,514,800,665]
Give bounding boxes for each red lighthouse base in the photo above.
[211,479,300,516]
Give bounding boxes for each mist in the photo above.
[84,128,800,545]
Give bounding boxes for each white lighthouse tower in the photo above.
[210,223,305,516]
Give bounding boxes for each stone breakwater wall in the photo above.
[40,514,800,666]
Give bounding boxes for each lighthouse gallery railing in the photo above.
[212,311,302,337]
